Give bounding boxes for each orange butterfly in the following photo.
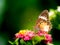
[35,10,52,33]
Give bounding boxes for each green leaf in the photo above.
[8,41,14,45]
[32,35,44,44]
[14,38,19,45]
[20,39,26,45]
[32,40,35,45]
[26,41,32,45]
[15,38,19,42]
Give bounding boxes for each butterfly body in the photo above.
[35,10,52,33]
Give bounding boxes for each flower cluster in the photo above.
[15,30,35,41]
[37,30,52,44]
[15,29,53,45]
[9,29,53,45]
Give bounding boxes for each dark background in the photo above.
[0,0,60,45]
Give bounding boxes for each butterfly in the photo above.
[35,10,52,32]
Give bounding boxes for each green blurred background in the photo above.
[0,0,60,45]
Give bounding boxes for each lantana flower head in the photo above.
[36,30,52,44]
[15,30,35,41]
[37,30,47,36]
[44,34,52,43]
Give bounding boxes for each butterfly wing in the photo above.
[35,10,52,31]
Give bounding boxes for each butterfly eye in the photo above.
[40,21,43,24]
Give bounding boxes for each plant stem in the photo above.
[32,41,35,45]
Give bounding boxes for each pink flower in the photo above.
[23,31,35,41]
[27,31,35,38]
[15,33,24,38]
[15,33,20,38]
[37,30,47,36]
[15,30,35,41]
[24,36,31,41]
[44,34,52,43]
[37,30,52,44]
